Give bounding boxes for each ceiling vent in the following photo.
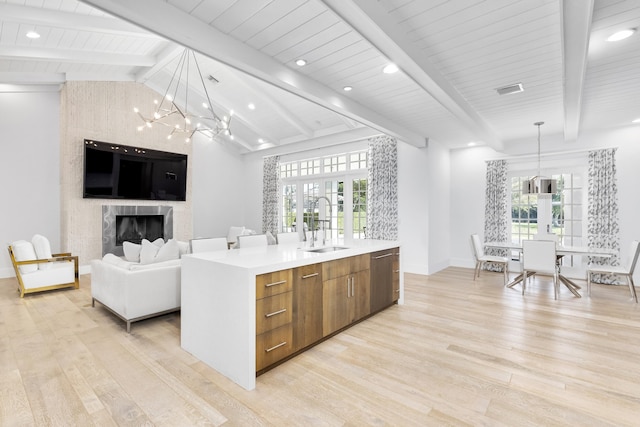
[496,83,524,95]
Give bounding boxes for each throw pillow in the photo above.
[123,241,142,262]
[139,239,162,264]
[152,238,165,247]
[155,239,180,263]
[32,234,53,270]
[12,240,38,274]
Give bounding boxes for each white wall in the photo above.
[192,139,246,238]
[0,91,61,278]
[397,142,430,274]
[427,140,451,274]
[449,146,499,268]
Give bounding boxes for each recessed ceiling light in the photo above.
[632,118,640,123]
[258,138,264,143]
[26,31,40,39]
[343,86,353,91]
[295,59,307,66]
[383,63,399,74]
[467,142,477,147]
[607,29,636,42]
[248,103,255,110]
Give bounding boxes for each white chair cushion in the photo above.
[123,241,142,262]
[227,226,245,242]
[155,239,180,263]
[12,240,38,274]
[31,234,53,270]
[139,239,162,264]
[20,262,75,289]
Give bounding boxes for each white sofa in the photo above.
[91,239,187,332]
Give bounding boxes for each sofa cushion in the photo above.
[102,253,135,269]
[155,239,180,263]
[139,239,162,264]
[123,241,142,262]
[32,234,53,270]
[12,240,38,274]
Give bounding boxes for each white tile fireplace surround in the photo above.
[102,205,173,256]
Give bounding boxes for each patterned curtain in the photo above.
[367,135,398,240]
[587,148,619,284]
[262,155,280,235]
[483,160,509,271]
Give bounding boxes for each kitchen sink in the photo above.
[304,246,349,253]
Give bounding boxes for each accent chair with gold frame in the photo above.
[8,235,79,297]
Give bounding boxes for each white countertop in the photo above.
[183,239,400,275]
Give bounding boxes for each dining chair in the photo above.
[237,234,269,248]
[470,234,509,285]
[276,232,300,244]
[522,239,559,299]
[190,237,228,253]
[586,240,640,303]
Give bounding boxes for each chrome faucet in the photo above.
[309,196,332,247]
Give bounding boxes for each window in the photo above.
[510,171,584,265]
[511,172,583,246]
[280,151,367,240]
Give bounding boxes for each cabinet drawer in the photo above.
[322,255,369,280]
[256,324,293,371]
[256,292,293,335]
[256,269,293,299]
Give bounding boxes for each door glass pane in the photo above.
[281,184,296,233]
[324,180,342,240]
[353,178,367,239]
[303,182,320,235]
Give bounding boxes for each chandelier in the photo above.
[522,121,557,196]
[134,48,232,142]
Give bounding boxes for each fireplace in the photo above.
[102,205,173,256]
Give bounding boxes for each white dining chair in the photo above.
[226,226,245,247]
[276,232,300,245]
[522,239,559,299]
[470,234,509,285]
[190,237,228,253]
[587,240,640,303]
[237,234,269,248]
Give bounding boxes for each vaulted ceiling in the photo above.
[1,0,640,154]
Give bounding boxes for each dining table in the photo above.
[484,241,616,297]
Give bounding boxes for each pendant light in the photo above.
[522,121,557,195]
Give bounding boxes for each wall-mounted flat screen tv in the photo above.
[83,139,187,201]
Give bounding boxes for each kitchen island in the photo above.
[181,239,402,390]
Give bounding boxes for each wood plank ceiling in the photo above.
[1,0,640,154]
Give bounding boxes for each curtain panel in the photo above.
[587,148,620,284]
[262,155,280,235]
[483,160,509,271]
[367,135,398,240]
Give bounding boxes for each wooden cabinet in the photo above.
[370,247,399,313]
[255,269,293,371]
[292,263,323,351]
[322,254,370,336]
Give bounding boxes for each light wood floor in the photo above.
[1,268,639,426]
